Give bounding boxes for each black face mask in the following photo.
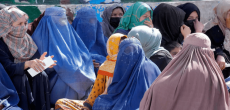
[184,19,196,33]
[110,17,121,28]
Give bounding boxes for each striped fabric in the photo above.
[0,6,37,63]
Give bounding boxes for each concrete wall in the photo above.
[15,0,223,24]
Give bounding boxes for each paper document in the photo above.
[27,56,55,77]
[0,96,10,105]
[226,63,230,68]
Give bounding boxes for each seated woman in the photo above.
[0,63,21,110]
[204,1,230,78]
[152,3,191,46]
[177,3,204,33]
[101,4,126,38]
[140,33,230,110]
[55,33,127,110]
[164,41,182,58]
[114,2,153,35]
[93,38,161,110]
[72,7,108,73]
[128,25,172,71]
[31,7,96,105]
[0,7,55,110]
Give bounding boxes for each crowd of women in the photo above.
[0,1,230,110]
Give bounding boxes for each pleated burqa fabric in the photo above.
[140,33,230,110]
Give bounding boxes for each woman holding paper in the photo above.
[0,7,56,110]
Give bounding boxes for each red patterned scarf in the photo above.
[0,7,37,63]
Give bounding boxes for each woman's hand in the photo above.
[93,60,100,68]
[24,52,57,72]
[144,17,154,28]
[194,19,204,33]
[216,55,226,70]
[0,104,4,110]
[39,52,57,68]
[181,25,191,39]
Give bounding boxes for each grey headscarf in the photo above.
[101,4,125,38]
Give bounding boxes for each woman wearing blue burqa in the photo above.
[0,63,21,110]
[72,7,107,73]
[93,38,161,110]
[31,7,96,105]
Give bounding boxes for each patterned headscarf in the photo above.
[0,7,37,63]
[98,33,127,94]
[98,33,127,77]
[204,1,230,53]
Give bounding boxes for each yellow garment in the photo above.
[55,99,85,110]
[54,33,127,109]
[85,33,127,107]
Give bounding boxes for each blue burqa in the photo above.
[31,7,96,104]
[0,63,21,110]
[93,38,161,110]
[72,7,107,65]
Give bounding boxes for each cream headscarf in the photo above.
[204,1,230,52]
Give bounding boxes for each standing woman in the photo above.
[101,4,126,38]
[0,7,55,110]
[114,2,153,35]
[140,33,230,110]
[177,3,203,33]
[152,3,191,46]
[204,1,230,78]
[128,25,172,71]
[72,7,107,72]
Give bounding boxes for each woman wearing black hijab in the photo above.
[152,3,191,46]
[177,3,203,33]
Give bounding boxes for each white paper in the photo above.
[27,56,55,77]
[226,63,230,68]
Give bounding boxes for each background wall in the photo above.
[0,0,224,24]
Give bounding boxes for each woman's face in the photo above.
[139,11,151,22]
[187,11,198,21]
[170,47,181,58]
[12,15,28,27]
[111,8,124,18]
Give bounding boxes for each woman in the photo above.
[164,41,182,58]
[101,4,126,38]
[140,33,230,110]
[93,38,161,110]
[27,12,45,36]
[204,1,230,78]
[31,7,96,105]
[72,7,107,73]
[128,25,172,71]
[55,33,127,110]
[152,3,191,46]
[0,63,21,110]
[177,3,203,33]
[114,2,153,35]
[0,7,55,110]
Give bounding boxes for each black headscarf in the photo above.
[152,3,185,46]
[100,4,126,38]
[177,3,200,33]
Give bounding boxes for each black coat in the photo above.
[0,38,50,110]
[150,50,172,71]
[205,25,230,78]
